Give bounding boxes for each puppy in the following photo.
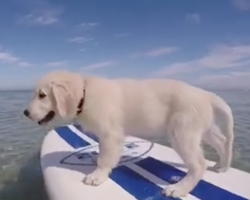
[24,70,234,198]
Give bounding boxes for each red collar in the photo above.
[76,89,85,115]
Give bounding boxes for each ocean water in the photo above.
[0,89,250,200]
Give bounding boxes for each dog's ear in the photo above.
[50,72,84,118]
[51,82,70,118]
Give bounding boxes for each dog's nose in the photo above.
[23,109,30,117]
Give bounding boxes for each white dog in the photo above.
[24,70,234,198]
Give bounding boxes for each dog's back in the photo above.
[112,78,213,137]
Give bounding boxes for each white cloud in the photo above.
[16,0,63,26]
[82,61,117,71]
[17,9,62,26]
[232,0,250,11]
[68,37,94,44]
[193,71,250,89]
[153,44,250,77]
[0,48,32,67]
[45,61,67,67]
[0,52,19,63]
[77,22,99,30]
[186,13,201,24]
[34,15,58,25]
[18,62,32,67]
[132,47,178,58]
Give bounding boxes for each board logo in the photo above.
[60,141,154,166]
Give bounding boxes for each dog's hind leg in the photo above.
[163,119,207,198]
[203,125,228,172]
[210,95,234,172]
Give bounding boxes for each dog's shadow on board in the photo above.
[41,150,188,181]
[0,152,49,200]
[41,150,218,180]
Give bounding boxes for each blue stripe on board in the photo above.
[110,165,173,200]
[135,157,248,200]
[55,126,176,200]
[73,124,99,142]
[56,126,90,148]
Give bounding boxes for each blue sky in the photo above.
[1,0,250,89]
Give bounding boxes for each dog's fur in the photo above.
[24,71,234,198]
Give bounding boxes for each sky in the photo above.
[1,0,250,90]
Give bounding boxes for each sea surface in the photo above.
[0,89,250,200]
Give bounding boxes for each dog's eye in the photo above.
[38,92,46,99]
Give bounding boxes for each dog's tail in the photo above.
[210,92,234,166]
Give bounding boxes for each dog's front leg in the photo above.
[83,131,124,186]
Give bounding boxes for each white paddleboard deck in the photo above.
[40,125,250,200]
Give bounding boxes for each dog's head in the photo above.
[24,71,85,125]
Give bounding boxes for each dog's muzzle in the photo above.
[38,110,55,125]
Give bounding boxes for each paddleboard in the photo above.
[40,124,250,200]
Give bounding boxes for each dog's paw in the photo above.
[163,184,188,198]
[82,168,109,186]
[211,163,229,173]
